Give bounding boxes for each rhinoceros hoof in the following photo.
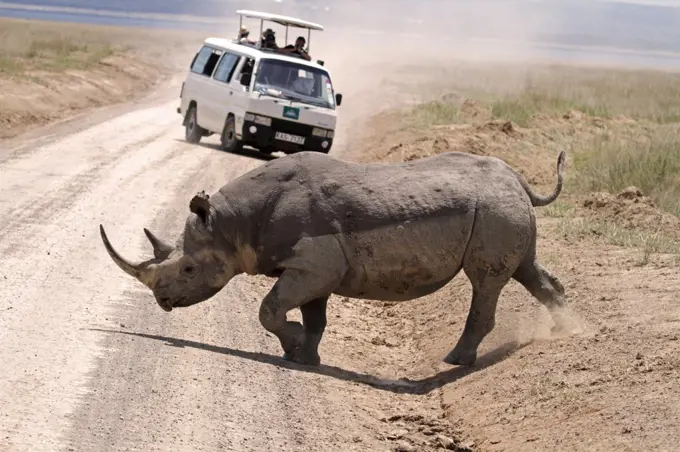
[283,348,321,367]
[443,349,477,366]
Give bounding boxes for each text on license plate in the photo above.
[275,131,305,145]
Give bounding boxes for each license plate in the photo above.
[275,131,305,145]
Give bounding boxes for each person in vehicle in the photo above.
[279,36,312,61]
[238,26,255,45]
[261,29,279,49]
[292,72,314,95]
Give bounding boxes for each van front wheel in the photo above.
[184,105,204,144]
[221,116,243,153]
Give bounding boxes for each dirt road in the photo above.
[0,48,470,451]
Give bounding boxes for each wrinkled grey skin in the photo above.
[100,150,568,367]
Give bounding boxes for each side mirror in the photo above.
[240,73,252,87]
[335,93,343,107]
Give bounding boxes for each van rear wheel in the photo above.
[221,116,243,153]
[184,105,204,144]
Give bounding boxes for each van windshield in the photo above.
[254,58,336,109]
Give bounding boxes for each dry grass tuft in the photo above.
[555,216,680,257]
[0,20,125,75]
[406,101,463,127]
[392,62,680,223]
[392,61,680,126]
[361,59,680,260]
[0,18,208,139]
[572,130,680,218]
[0,17,205,77]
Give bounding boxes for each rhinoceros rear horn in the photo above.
[99,225,149,283]
[143,228,173,260]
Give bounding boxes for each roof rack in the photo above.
[235,9,324,56]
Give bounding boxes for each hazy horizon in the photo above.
[2,0,680,57]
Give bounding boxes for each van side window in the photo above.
[191,45,222,77]
[213,52,241,83]
[240,58,255,78]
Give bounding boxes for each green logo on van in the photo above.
[283,106,300,120]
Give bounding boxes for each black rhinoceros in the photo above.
[100,150,568,367]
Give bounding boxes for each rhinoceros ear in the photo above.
[189,190,211,224]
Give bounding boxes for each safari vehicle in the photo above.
[177,9,343,155]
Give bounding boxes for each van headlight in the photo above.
[254,115,271,126]
[327,130,334,139]
[244,113,271,127]
[312,127,327,137]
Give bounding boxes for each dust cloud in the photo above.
[216,0,589,64]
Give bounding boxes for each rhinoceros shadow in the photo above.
[90,328,526,395]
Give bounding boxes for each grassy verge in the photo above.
[555,216,680,262]
[405,101,464,127]
[0,18,207,140]
[540,200,578,218]
[397,62,680,217]
[395,61,680,124]
[490,91,612,126]
[0,19,130,76]
[571,131,680,217]
[0,39,118,75]
[364,60,680,259]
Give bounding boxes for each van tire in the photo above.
[220,116,243,153]
[184,105,204,144]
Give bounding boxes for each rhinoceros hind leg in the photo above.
[512,258,569,333]
[443,284,505,366]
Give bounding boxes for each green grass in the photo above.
[405,101,463,127]
[572,131,680,218]
[491,91,612,127]
[391,61,680,126]
[540,200,577,218]
[0,38,116,74]
[390,61,680,221]
[0,17,206,77]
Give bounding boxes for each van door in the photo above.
[209,51,244,134]
[229,57,256,138]
[186,45,223,132]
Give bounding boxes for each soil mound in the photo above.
[582,186,680,235]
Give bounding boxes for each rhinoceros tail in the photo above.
[518,150,565,207]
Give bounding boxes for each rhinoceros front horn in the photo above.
[143,228,173,260]
[99,224,149,283]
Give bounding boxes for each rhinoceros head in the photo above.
[99,191,238,312]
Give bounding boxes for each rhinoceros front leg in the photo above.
[258,236,347,366]
[259,273,334,366]
[285,296,328,365]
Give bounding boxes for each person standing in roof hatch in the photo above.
[261,28,279,49]
[280,36,312,61]
[238,26,255,45]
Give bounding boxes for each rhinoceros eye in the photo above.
[182,265,196,275]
